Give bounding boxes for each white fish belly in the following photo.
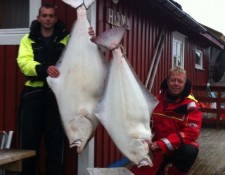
[47,6,107,153]
[97,49,155,166]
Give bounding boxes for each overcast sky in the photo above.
[175,0,225,35]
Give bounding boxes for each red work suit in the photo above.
[131,79,202,175]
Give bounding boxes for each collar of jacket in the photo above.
[28,20,69,43]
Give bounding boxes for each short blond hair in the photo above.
[168,66,186,79]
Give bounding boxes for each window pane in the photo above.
[173,39,184,68]
[0,0,29,29]
[173,42,176,55]
[195,50,202,65]
[195,53,200,64]
[195,49,203,69]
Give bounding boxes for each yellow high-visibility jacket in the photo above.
[17,20,69,87]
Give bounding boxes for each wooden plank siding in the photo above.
[0,0,223,174]
[0,45,21,144]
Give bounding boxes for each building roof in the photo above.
[151,0,225,49]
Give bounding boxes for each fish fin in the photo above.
[55,55,64,67]
[46,76,59,93]
[84,0,95,8]
[62,0,95,9]
[123,54,159,115]
[91,24,126,50]
[62,0,83,8]
[140,83,159,116]
[46,76,53,89]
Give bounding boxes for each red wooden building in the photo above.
[0,0,224,174]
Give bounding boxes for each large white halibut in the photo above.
[91,26,158,166]
[47,0,108,153]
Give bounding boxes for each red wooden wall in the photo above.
[0,45,21,132]
[0,0,213,174]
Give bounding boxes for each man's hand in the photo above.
[47,66,60,78]
[150,141,161,152]
[88,26,96,38]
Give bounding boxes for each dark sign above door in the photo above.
[106,8,130,30]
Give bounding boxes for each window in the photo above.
[0,0,41,45]
[195,49,203,69]
[172,32,186,69]
[0,0,29,29]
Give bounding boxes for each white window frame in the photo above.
[172,31,186,69]
[195,49,203,70]
[0,0,41,45]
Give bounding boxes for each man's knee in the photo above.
[172,144,198,172]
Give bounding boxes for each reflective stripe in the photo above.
[60,34,70,45]
[25,80,44,87]
[161,138,174,151]
[188,123,198,128]
[187,102,196,109]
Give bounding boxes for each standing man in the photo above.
[17,4,69,175]
[131,66,202,175]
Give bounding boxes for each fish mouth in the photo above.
[138,158,153,168]
[70,139,89,153]
[70,140,82,152]
[70,140,82,146]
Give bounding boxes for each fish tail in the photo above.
[62,0,95,9]
[91,24,127,50]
